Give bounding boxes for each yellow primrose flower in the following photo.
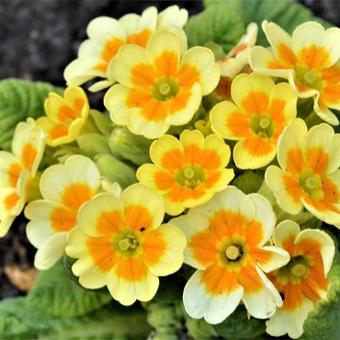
[64,6,188,92]
[66,184,186,306]
[37,86,90,147]
[219,23,258,79]
[266,119,340,227]
[137,130,234,216]
[0,119,45,236]
[250,21,340,125]
[266,220,335,339]
[210,73,297,169]
[104,30,220,139]
[172,186,290,324]
[25,155,101,270]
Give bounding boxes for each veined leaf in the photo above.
[0,78,62,150]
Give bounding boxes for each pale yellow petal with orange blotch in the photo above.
[66,227,109,289]
[0,151,22,188]
[276,118,307,173]
[292,22,340,69]
[210,101,250,140]
[109,44,150,88]
[34,232,68,270]
[107,261,159,306]
[266,298,314,339]
[295,228,335,275]
[77,193,124,238]
[141,223,186,276]
[249,46,293,79]
[145,30,181,66]
[265,165,303,215]
[36,117,69,146]
[25,200,67,247]
[0,181,26,219]
[44,87,89,124]
[262,21,297,68]
[180,46,220,95]
[233,138,277,169]
[126,107,173,139]
[149,134,184,170]
[64,57,106,87]
[231,73,274,114]
[121,184,164,231]
[314,97,339,126]
[12,119,45,175]
[256,246,290,273]
[242,266,283,319]
[157,5,188,29]
[39,155,100,204]
[183,269,244,324]
[305,123,340,175]
[137,164,175,194]
[170,214,211,270]
[273,220,301,249]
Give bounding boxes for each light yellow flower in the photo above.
[104,30,220,138]
[0,119,45,236]
[25,155,101,270]
[219,23,258,79]
[210,73,297,169]
[66,184,186,306]
[172,186,290,324]
[250,21,340,125]
[266,220,335,339]
[137,130,234,215]
[64,6,188,92]
[265,119,340,227]
[37,86,90,146]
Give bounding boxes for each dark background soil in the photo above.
[0,0,339,300]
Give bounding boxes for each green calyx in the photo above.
[299,171,324,200]
[153,78,179,101]
[295,65,323,91]
[250,114,274,138]
[175,165,206,188]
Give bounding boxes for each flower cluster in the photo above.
[2,5,339,339]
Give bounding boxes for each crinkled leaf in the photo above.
[0,297,150,339]
[301,254,340,340]
[204,0,330,46]
[232,170,264,194]
[27,261,111,317]
[185,4,246,52]
[213,305,266,339]
[0,78,62,150]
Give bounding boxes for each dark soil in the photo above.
[0,0,338,300]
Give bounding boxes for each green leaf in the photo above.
[184,4,246,52]
[0,78,62,150]
[213,305,266,339]
[203,0,330,47]
[27,261,111,317]
[232,170,264,194]
[301,254,340,340]
[0,297,151,339]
